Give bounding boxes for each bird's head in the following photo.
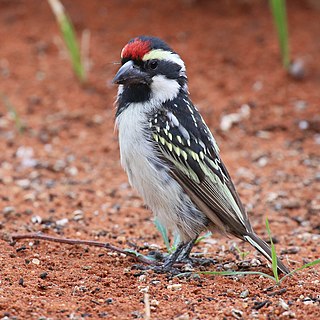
[113,36,187,104]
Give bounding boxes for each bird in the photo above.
[112,36,289,274]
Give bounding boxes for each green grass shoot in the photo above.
[178,257,320,284]
[124,248,157,261]
[0,92,24,133]
[270,0,290,69]
[265,218,279,283]
[279,258,320,282]
[235,245,250,260]
[155,220,211,254]
[48,0,86,83]
[195,231,212,245]
[154,218,319,284]
[176,220,320,284]
[154,218,170,252]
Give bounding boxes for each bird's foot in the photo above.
[130,241,217,274]
[183,257,217,267]
[149,264,182,275]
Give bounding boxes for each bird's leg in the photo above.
[148,236,217,273]
[148,241,189,274]
[176,238,197,263]
[162,241,188,271]
[177,237,217,267]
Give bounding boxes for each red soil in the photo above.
[0,1,319,319]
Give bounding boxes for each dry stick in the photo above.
[9,233,161,266]
[144,293,151,320]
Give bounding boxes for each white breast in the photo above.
[116,102,186,235]
[116,102,168,201]
[115,95,208,241]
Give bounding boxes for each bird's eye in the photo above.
[148,60,158,70]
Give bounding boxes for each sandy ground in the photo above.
[0,0,319,319]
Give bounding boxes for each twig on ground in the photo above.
[144,293,151,320]
[4,233,161,266]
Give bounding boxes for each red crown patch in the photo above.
[121,38,151,60]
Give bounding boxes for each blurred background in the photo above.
[0,0,319,319]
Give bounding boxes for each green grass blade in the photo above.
[235,245,250,260]
[270,0,290,69]
[177,270,277,282]
[265,218,279,283]
[154,218,170,252]
[280,258,320,283]
[195,231,212,244]
[48,0,86,82]
[0,92,24,133]
[170,233,180,253]
[60,15,86,82]
[124,249,157,261]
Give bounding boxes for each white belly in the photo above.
[116,102,207,240]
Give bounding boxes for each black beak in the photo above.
[112,61,151,85]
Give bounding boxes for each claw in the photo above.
[132,238,216,274]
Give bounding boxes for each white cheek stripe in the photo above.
[142,49,186,71]
[150,75,181,104]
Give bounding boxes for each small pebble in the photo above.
[231,309,243,319]
[3,206,15,215]
[31,215,42,224]
[279,298,289,310]
[18,278,24,286]
[281,247,300,255]
[16,146,37,168]
[182,263,194,272]
[53,159,66,172]
[298,120,309,130]
[32,258,40,265]
[257,156,268,167]
[167,284,182,291]
[288,58,305,80]
[293,100,307,111]
[281,199,301,209]
[16,179,31,189]
[256,130,271,139]
[138,286,149,293]
[92,114,104,124]
[174,313,189,320]
[73,210,84,221]
[223,262,236,270]
[40,272,48,279]
[66,166,78,176]
[16,246,27,253]
[240,290,249,298]
[56,218,69,227]
[138,275,147,282]
[150,299,159,306]
[303,297,313,305]
[282,311,296,318]
[253,300,270,310]
[23,193,36,202]
[252,80,263,91]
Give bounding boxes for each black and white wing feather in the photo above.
[148,98,290,274]
[148,98,252,238]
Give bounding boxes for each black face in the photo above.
[114,36,187,114]
[113,57,185,111]
[137,58,182,80]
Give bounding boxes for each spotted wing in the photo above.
[149,102,251,236]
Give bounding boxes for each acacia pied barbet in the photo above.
[113,36,289,274]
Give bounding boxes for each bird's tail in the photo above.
[244,233,290,274]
